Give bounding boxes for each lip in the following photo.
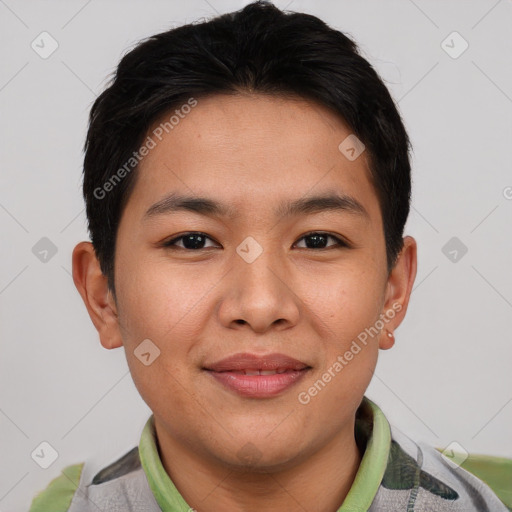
[204,352,309,372]
[204,352,311,398]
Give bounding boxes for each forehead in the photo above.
[126,93,381,224]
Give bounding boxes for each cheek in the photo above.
[314,266,383,403]
[115,253,198,341]
[307,265,384,339]
[115,256,213,386]
[115,261,204,419]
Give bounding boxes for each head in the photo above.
[73,1,416,471]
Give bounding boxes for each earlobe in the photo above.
[380,329,395,350]
[71,241,123,350]
[379,236,417,350]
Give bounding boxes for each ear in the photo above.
[72,241,123,350]
[379,236,417,350]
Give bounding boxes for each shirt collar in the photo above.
[339,396,391,511]
[139,396,391,511]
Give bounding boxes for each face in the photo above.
[75,93,416,471]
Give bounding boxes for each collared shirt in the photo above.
[29,396,510,511]
[138,396,391,511]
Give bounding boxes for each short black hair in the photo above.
[83,0,412,299]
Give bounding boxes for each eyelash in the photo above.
[162,231,349,251]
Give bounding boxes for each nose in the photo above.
[217,245,301,334]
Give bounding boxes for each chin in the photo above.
[209,436,306,474]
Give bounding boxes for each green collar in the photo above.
[139,396,391,511]
[339,397,391,511]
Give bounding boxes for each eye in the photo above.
[294,232,348,250]
[161,231,349,251]
[162,232,219,250]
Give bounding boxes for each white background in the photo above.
[1,0,511,510]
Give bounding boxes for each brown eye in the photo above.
[294,232,348,250]
[161,231,349,251]
[163,232,219,250]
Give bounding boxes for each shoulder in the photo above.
[371,424,511,511]
[29,462,84,512]
[28,446,150,512]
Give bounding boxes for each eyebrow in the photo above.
[143,191,369,222]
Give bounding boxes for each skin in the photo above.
[72,93,417,512]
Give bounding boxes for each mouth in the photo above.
[203,352,311,398]
[219,368,298,375]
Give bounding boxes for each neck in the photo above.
[155,419,362,512]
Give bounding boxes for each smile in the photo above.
[203,352,311,398]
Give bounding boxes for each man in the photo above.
[29,1,509,510]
